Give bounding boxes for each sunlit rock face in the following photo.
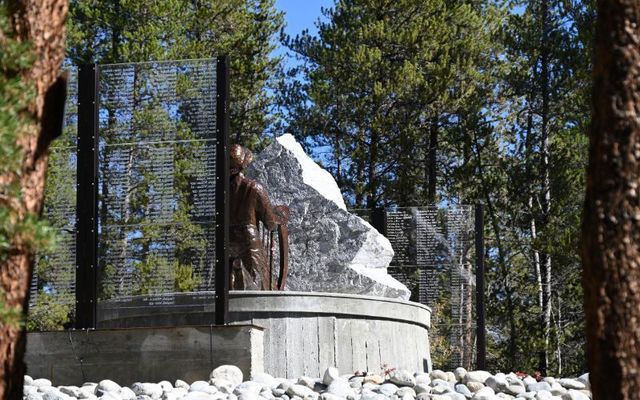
[247,134,410,300]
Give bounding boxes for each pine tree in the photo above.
[29,0,284,325]
[493,0,593,374]
[0,0,67,398]
[583,1,640,397]
[66,0,284,147]
[279,0,498,209]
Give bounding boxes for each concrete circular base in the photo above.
[97,291,432,377]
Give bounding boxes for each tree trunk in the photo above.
[366,130,378,208]
[0,1,68,399]
[582,1,640,398]
[462,261,474,370]
[472,128,517,371]
[539,0,552,375]
[355,132,365,208]
[555,295,562,376]
[427,117,438,204]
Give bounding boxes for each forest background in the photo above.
[0,0,595,377]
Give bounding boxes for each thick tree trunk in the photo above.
[0,1,67,399]
[582,1,640,398]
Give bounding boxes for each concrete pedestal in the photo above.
[26,325,264,386]
[98,291,432,378]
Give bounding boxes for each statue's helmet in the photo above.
[230,144,253,174]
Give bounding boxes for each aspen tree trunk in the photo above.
[472,129,517,370]
[0,1,68,399]
[582,1,640,398]
[525,93,546,369]
[539,0,552,375]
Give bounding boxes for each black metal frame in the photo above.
[215,56,230,325]
[475,203,486,369]
[371,207,387,236]
[73,57,231,328]
[75,64,99,329]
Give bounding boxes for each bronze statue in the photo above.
[228,144,289,290]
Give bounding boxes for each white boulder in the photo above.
[248,134,410,299]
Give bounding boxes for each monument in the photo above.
[26,58,431,384]
[228,144,289,291]
[248,134,411,300]
[94,133,429,377]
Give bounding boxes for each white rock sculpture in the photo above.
[247,134,410,299]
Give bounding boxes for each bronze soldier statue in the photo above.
[229,144,289,290]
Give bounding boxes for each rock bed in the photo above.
[23,366,591,400]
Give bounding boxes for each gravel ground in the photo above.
[22,366,591,400]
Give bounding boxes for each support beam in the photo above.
[475,203,486,369]
[215,56,230,325]
[75,64,99,329]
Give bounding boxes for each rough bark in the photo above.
[582,1,640,398]
[0,1,67,399]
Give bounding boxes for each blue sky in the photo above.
[274,0,333,61]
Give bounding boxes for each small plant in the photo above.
[174,262,201,292]
[381,364,396,378]
[26,292,70,331]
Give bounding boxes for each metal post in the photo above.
[475,203,486,369]
[215,56,230,325]
[75,64,99,329]
[371,206,387,236]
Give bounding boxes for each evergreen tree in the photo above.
[446,0,593,375]
[30,0,284,327]
[491,0,593,375]
[0,0,67,397]
[583,1,640,397]
[66,0,284,147]
[278,0,498,209]
[277,0,594,374]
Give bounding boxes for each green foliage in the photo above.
[429,301,455,369]
[0,4,55,327]
[278,0,502,207]
[133,254,173,296]
[174,263,201,293]
[278,0,593,374]
[445,0,593,375]
[131,257,201,295]
[66,0,284,148]
[0,288,22,329]
[0,7,37,258]
[26,292,71,331]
